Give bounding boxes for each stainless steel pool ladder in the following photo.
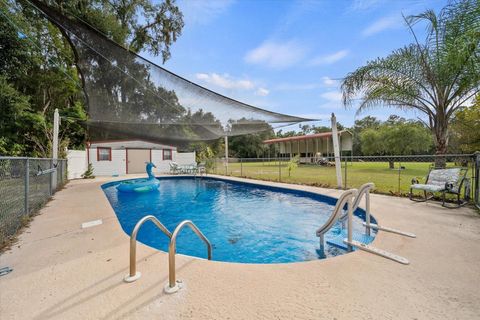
[123,215,212,294]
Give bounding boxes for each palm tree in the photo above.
[341,0,480,167]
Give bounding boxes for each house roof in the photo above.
[263,130,352,144]
[89,140,176,150]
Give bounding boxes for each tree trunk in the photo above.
[433,118,449,168]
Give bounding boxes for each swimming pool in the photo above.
[102,177,376,263]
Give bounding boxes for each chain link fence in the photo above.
[210,153,479,208]
[0,157,68,248]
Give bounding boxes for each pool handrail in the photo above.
[166,220,212,293]
[124,215,172,283]
[338,183,416,238]
[339,182,375,235]
[316,189,358,249]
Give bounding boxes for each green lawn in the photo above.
[211,160,472,197]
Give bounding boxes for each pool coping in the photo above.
[1,174,479,319]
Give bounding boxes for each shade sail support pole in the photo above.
[331,113,342,189]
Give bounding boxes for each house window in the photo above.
[163,149,172,160]
[97,147,111,161]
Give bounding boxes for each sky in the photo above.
[149,0,448,130]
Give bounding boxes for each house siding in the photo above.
[88,148,127,176]
[75,146,196,176]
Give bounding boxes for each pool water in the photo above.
[102,177,375,263]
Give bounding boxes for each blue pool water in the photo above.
[102,177,376,263]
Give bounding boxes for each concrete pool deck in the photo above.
[1,175,479,319]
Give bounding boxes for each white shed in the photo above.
[67,140,196,178]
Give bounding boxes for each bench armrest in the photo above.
[445,181,455,192]
[445,176,467,193]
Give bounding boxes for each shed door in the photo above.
[127,149,150,174]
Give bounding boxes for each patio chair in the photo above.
[169,162,179,175]
[197,162,207,176]
[409,167,470,208]
[187,163,198,174]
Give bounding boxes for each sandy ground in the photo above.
[0,175,479,320]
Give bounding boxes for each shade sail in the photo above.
[29,1,313,146]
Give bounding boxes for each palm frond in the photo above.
[342,0,480,133]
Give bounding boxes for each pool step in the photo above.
[326,230,374,251]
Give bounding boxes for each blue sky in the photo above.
[151,0,447,130]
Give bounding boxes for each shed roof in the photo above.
[89,140,176,150]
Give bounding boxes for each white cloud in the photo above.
[320,91,343,102]
[310,50,349,66]
[244,40,307,68]
[321,76,339,87]
[274,77,338,92]
[275,83,321,91]
[179,0,235,25]
[362,15,402,37]
[255,88,270,96]
[316,90,344,112]
[349,0,384,11]
[195,73,254,90]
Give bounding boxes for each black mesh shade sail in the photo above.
[29,1,313,146]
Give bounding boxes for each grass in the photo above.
[211,160,473,198]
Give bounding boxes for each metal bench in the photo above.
[410,167,470,208]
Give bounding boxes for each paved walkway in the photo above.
[1,175,479,319]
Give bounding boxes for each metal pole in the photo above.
[24,158,29,215]
[52,108,59,191]
[475,151,480,209]
[344,156,347,189]
[331,113,343,188]
[49,159,53,196]
[398,161,401,195]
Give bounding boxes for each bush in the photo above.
[81,163,95,179]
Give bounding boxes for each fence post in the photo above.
[398,161,401,195]
[240,158,243,177]
[24,158,29,215]
[344,156,347,189]
[475,151,480,208]
[49,159,53,196]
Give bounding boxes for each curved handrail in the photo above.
[339,183,375,235]
[167,220,212,290]
[124,215,172,282]
[316,189,358,247]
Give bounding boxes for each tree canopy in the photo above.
[360,116,433,156]
[341,0,480,165]
[449,96,480,153]
[0,0,184,157]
